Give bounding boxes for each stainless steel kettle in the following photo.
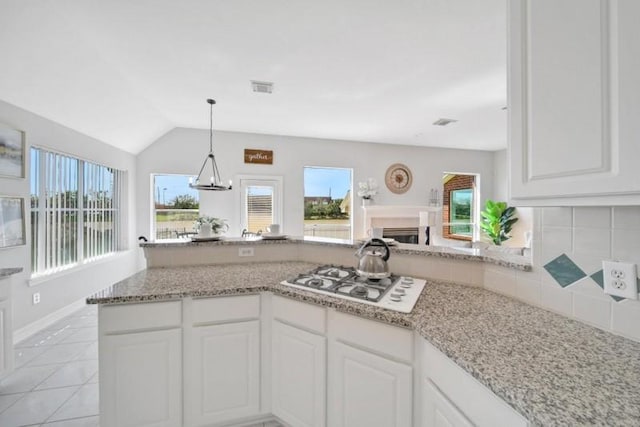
[355,238,391,279]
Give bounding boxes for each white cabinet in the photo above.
[99,301,183,427]
[184,295,262,426]
[272,320,326,427]
[508,0,640,205]
[328,341,412,427]
[420,339,527,427]
[101,328,182,427]
[421,379,472,427]
[186,321,260,426]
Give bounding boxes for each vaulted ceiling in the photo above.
[0,0,506,154]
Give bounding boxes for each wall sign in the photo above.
[244,149,273,165]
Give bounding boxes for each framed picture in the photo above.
[0,196,25,249]
[0,124,25,179]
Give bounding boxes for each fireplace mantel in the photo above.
[361,205,442,242]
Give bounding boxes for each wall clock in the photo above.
[385,163,413,194]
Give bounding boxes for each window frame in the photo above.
[30,146,125,278]
[237,175,283,233]
[441,172,480,242]
[150,173,200,241]
[303,166,353,241]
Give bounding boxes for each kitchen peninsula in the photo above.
[88,239,640,427]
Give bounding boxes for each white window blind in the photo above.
[31,147,125,276]
[246,186,273,233]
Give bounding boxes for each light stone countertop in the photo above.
[88,261,640,426]
[141,236,532,271]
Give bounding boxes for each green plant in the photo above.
[194,216,229,234]
[479,200,518,245]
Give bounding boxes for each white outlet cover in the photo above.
[603,261,638,300]
[239,247,254,257]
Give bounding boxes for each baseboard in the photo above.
[13,297,87,344]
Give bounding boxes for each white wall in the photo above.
[136,128,496,247]
[0,100,139,331]
[493,149,532,247]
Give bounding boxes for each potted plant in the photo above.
[194,216,229,236]
[357,178,378,206]
[479,200,518,245]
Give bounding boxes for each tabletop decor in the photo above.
[480,200,518,245]
[194,216,229,235]
[357,178,378,206]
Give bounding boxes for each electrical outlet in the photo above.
[239,247,254,257]
[603,261,638,300]
[32,292,41,305]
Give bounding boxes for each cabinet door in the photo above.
[100,328,182,427]
[186,320,260,426]
[509,0,640,205]
[422,379,472,427]
[328,341,412,427]
[272,320,326,427]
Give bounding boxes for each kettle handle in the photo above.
[356,237,391,261]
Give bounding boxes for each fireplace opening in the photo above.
[383,227,419,244]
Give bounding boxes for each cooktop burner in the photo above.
[282,265,426,313]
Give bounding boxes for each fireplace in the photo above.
[362,205,441,246]
[383,227,419,244]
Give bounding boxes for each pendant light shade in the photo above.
[189,99,232,191]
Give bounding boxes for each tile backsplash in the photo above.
[484,206,640,343]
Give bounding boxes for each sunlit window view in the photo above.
[303,167,352,240]
[442,173,476,240]
[245,186,274,234]
[153,175,199,240]
[30,147,124,276]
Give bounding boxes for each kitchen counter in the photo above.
[88,262,640,426]
[140,236,532,271]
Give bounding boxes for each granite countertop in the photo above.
[140,236,532,271]
[87,262,640,426]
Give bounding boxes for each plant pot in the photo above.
[362,198,373,207]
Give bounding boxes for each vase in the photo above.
[362,198,373,207]
[199,223,212,237]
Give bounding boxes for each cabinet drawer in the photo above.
[330,311,413,363]
[272,295,326,334]
[422,339,528,427]
[192,295,260,325]
[100,300,181,334]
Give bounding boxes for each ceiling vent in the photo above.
[251,80,274,94]
[432,118,458,126]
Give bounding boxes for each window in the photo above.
[152,175,199,240]
[30,147,125,276]
[239,176,282,234]
[442,173,477,240]
[303,167,352,240]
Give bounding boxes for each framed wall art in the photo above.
[0,196,25,248]
[0,123,25,179]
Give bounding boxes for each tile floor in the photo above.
[0,305,99,427]
[0,304,284,427]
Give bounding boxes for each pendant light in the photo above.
[189,99,232,191]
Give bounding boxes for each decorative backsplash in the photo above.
[484,206,640,343]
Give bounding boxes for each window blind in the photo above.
[246,187,273,233]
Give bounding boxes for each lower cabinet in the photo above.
[185,320,261,426]
[328,341,413,427]
[422,378,473,427]
[101,328,182,427]
[272,320,326,427]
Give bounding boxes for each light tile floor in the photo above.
[0,305,99,427]
[0,304,284,427]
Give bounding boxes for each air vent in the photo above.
[432,118,458,126]
[251,80,274,94]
